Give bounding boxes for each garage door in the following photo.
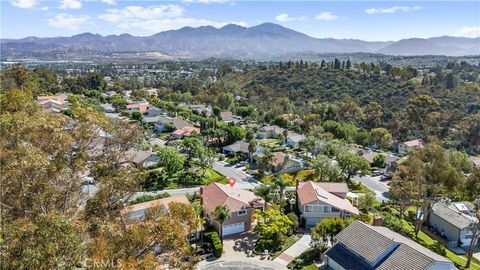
[222,222,245,236]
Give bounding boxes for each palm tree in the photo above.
[213,204,230,243]
[254,184,273,210]
[272,175,288,199]
[248,139,257,163]
[259,148,276,175]
[192,202,206,249]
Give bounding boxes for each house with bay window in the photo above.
[296,181,359,227]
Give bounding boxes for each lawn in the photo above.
[287,247,317,270]
[401,220,480,270]
[202,168,228,185]
[349,181,376,196]
[270,234,302,258]
[258,139,280,147]
[262,169,316,186]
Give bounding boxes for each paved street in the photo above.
[213,161,259,189]
[354,175,390,202]
[273,234,311,266]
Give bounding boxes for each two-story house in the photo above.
[296,181,359,227]
[200,183,264,237]
[325,221,456,270]
[398,139,425,156]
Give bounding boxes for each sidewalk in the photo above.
[273,234,311,266]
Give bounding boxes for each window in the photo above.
[238,210,248,216]
[305,204,333,213]
[332,207,340,213]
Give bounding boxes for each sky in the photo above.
[1,0,479,41]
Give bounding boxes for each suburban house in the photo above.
[296,181,359,227]
[256,125,285,139]
[122,149,159,168]
[154,116,191,133]
[398,139,425,156]
[120,196,200,241]
[254,151,303,173]
[100,103,115,113]
[220,111,234,122]
[286,131,306,147]
[200,183,264,237]
[120,196,191,225]
[126,101,150,114]
[428,201,478,248]
[170,126,201,139]
[222,140,250,156]
[186,103,212,117]
[362,150,400,171]
[325,221,456,270]
[36,94,70,114]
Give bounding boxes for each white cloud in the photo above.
[275,13,294,22]
[102,0,116,5]
[275,13,306,22]
[40,6,49,11]
[59,0,82,9]
[365,6,421,14]
[98,4,245,32]
[99,5,184,22]
[315,12,339,21]
[48,13,94,30]
[453,26,480,38]
[10,0,37,9]
[182,0,230,4]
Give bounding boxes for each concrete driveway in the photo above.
[196,232,287,270]
[273,234,311,266]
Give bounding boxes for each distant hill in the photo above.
[1,23,479,60]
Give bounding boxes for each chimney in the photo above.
[199,187,204,205]
[373,216,383,226]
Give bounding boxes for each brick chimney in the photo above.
[199,187,204,205]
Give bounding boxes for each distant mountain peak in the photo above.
[1,22,479,59]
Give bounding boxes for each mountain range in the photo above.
[1,23,479,60]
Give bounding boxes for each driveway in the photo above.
[196,232,287,270]
[213,161,259,189]
[354,175,390,202]
[273,234,311,266]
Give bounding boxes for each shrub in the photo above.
[429,242,446,256]
[128,192,170,205]
[287,213,299,233]
[204,231,223,258]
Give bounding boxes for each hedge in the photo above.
[204,231,223,258]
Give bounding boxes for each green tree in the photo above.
[372,154,386,168]
[363,102,383,130]
[336,152,370,183]
[213,205,230,243]
[248,139,257,163]
[310,155,341,182]
[311,217,347,255]
[254,184,274,209]
[253,208,293,251]
[2,214,84,270]
[369,128,392,150]
[359,193,375,213]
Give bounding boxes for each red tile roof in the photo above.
[297,181,359,215]
[201,183,264,213]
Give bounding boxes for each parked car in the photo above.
[372,170,383,176]
[380,174,392,181]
